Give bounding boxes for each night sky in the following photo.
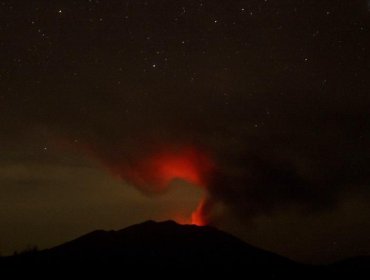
[1,0,370,263]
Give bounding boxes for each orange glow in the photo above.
[106,146,214,225]
[146,147,213,225]
[171,201,206,226]
[151,148,211,187]
[191,199,206,226]
[125,147,214,192]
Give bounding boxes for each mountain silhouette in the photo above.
[0,220,368,278]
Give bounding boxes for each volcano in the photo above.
[1,221,368,278]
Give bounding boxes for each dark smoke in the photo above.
[2,0,370,227]
[64,0,370,225]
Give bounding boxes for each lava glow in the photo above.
[149,148,213,225]
[117,146,214,225]
[191,198,207,226]
[150,148,212,188]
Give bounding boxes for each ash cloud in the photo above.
[2,0,370,226]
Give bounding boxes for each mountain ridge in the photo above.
[0,220,368,278]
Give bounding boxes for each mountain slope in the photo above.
[0,220,367,278]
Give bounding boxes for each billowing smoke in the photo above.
[87,144,215,225]
[3,0,369,228]
[81,124,370,226]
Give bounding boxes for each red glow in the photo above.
[119,147,214,193]
[102,145,214,225]
[150,148,212,188]
[63,138,215,225]
[139,147,214,225]
[191,199,206,226]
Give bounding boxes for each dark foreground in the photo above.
[0,221,368,278]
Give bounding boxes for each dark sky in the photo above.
[1,0,370,263]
